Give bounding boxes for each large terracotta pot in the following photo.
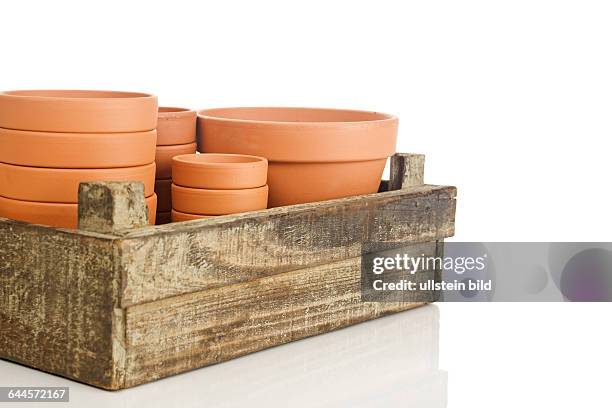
[0,194,157,229]
[0,127,156,168]
[0,162,155,203]
[197,107,398,207]
[0,90,157,133]
[171,184,268,215]
[172,153,267,190]
[157,107,196,145]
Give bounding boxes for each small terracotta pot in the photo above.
[154,178,172,212]
[155,143,197,179]
[0,127,156,169]
[156,211,172,225]
[171,210,215,222]
[171,184,268,215]
[0,162,155,203]
[0,90,157,133]
[157,107,196,146]
[172,153,268,189]
[0,194,157,229]
[197,107,398,207]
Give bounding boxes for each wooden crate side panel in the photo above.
[0,222,122,389]
[120,185,456,307]
[123,241,441,387]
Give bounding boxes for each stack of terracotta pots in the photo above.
[154,108,197,224]
[171,153,268,222]
[0,90,158,228]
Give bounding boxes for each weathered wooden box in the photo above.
[0,153,456,390]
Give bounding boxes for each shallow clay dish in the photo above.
[157,107,197,146]
[197,107,398,207]
[0,162,155,203]
[0,127,156,169]
[171,184,268,215]
[171,210,215,222]
[154,178,172,212]
[155,143,197,179]
[0,194,157,229]
[172,153,268,189]
[0,90,157,133]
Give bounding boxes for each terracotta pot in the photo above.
[154,178,172,212]
[171,210,215,222]
[0,194,157,229]
[197,107,398,207]
[0,90,157,133]
[157,107,196,146]
[0,127,156,169]
[155,143,197,179]
[172,153,267,190]
[156,211,172,225]
[0,162,155,203]
[171,184,268,215]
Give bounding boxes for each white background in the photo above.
[1,0,611,406]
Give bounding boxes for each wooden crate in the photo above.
[0,153,456,390]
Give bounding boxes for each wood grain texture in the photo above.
[390,153,425,190]
[122,251,429,387]
[0,220,123,389]
[118,185,456,307]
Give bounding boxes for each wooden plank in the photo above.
[0,220,123,390]
[122,241,440,387]
[118,185,456,307]
[390,153,425,190]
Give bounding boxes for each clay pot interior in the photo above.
[171,184,268,216]
[0,90,158,133]
[197,107,398,207]
[172,153,268,190]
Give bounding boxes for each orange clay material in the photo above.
[155,143,197,179]
[157,107,196,146]
[171,183,268,215]
[0,194,157,229]
[0,127,156,169]
[172,153,267,190]
[0,90,157,133]
[0,162,155,203]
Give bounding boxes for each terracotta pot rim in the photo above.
[159,106,196,114]
[0,161,156,172]
[1,89,155,100]
[197,107,397,126]
[171,209,216,219]
[173,153,267,168]
[171,183,268,197]
[156,143,197,151]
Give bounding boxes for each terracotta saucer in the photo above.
[171,184,268,215]
[157,107,196,146]
[0,194,157,229]
[172,153,268,190]
[0,90,157,133]
[155,143,197,179]
[0,162,155,203]
[171,210,216,222]
[0,127,156,168]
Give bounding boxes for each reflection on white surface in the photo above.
[0,305,445,408]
